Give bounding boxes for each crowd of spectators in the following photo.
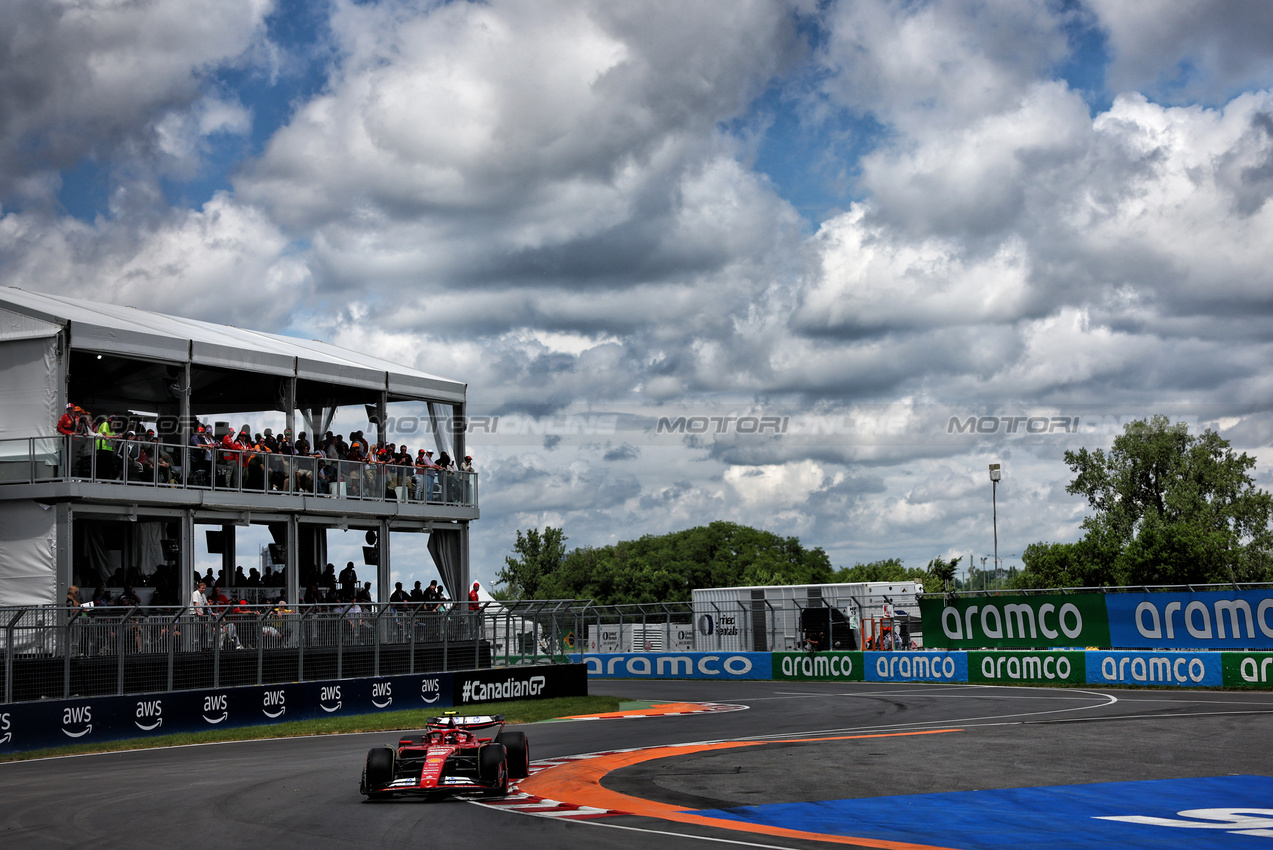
[56,405,474,503]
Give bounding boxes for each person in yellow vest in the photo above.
[94,416,119,479]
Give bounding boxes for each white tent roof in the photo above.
[0,287,465,403]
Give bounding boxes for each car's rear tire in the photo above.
[497,731,529,779]
[365,745,396,793]
[479,743,508,796]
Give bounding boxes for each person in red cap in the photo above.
[189,424,216,484]
[57,403,79,436]
[469,581,480,612]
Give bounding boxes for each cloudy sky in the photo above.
[5,0,1273,589]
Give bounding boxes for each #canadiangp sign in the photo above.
[921,594,1111,649]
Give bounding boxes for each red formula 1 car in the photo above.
[359,714,530,800]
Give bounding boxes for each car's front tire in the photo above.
[497,731,530,779]
[479,743,508,797]
[364,745,396,796]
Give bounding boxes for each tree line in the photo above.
[496,521,958,605]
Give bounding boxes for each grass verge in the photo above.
[0,694,624,764]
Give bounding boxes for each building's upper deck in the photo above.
[0,434,477,521]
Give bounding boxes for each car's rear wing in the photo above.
[426,714,505,731]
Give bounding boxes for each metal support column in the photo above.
[286,515,299,606]
[378,518,391,605]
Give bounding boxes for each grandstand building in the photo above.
[0,287,475,608]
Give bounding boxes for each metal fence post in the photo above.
[408,606,417,674]
[373,604,387,677]
[168,608,185,692]
[298,607,309,682]
[212,609,223,688]
[5,611,22,703]
[336,607,344,680]
[442,606,450,671]
[63,611,84,699]
[256,607,268,685]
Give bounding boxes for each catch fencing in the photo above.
[0,600,584,704]
[1,594,916,705]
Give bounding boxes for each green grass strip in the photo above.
[0,694,624,764]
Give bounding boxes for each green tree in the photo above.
[503,521,834,605]
[926,556,959,592]
[1021,415,1273,587]
[497,527,568,599]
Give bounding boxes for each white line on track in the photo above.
[567,818,820,849]
[725,687,1120,741]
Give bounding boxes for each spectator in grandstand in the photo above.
[294,430,310,455]
[409,581,426,607]
[247,567,261,587]
[219,428,246,487]
[338,562,358,598]
[57,403,79,435]
[423,579,442,611]
[390,582,410,611]
[117,586,147,647]
[93,585,113,606]
[303,583,324,606]
[94,415,119,479]
[234,566,247,587]
[469,581,481,612]
[189,425,216,485]
[57,404,91,477]
[117,430,145,480]
[244,452,267,490]
[150,433,178,483]
[207,584,243,649]
[66,584,80,608]
[415,449,440,501]
[357,581,373,604]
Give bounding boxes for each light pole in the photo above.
[989,463,1001,591]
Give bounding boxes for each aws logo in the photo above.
[319,685,342,713]
[262,690,286,719]
[0,711,12,745]
[202,694,228,724]
[420,678,440,704]
[135,699,163,731]
[62,704,93,738]
[372,681,392,709]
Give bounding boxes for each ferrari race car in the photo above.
[359,714,530,800]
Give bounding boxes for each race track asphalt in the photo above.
[2,680,1271,849]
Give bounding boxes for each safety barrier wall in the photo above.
[0,663,586,754]
[919,589,1273,651]
[584,650,1273,689]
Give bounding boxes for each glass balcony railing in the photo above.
[0,435,477,507]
